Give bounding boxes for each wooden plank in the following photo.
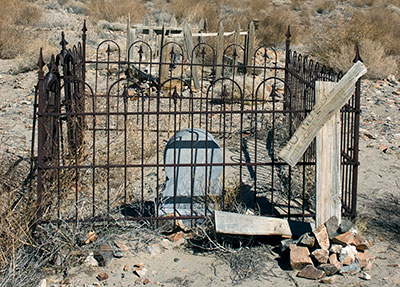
[315,81,341,227]
[214,211,313,237]
[183,22,200,90]
[278,61,367,167]
[170,31,248,38]
[234,21,240,73]
[160,35,171,84]
[126,13,131,61]
[215,21,224,80]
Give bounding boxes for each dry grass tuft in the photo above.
[86,0,148,22]
[0,0,42,59]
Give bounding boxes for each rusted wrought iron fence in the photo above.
[31,22,361,224]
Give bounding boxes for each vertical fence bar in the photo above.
[351,45,362,218]
[36,49,46,221]
[284,26,291,110]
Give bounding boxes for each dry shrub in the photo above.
[86,0,148,22]
[314,0,336,14]
[257,7,292,45]
[0,0,42,59]
[309,7,400,78]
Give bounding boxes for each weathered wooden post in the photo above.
[198,18,206,45]
[245,20,255,72]
[126,14,131,61]
[234,21,241,73]
[183,22,200,90]
[160,27,171,84]
[315,81,341,226]
[215,21,224,80]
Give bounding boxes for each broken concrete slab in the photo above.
[313,224,330,250]
[297,265,326,280]
[290,245,313,270]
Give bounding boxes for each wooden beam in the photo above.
[245,20,255,70]
[214,211,313,237]
[315,81,341,227]
[183,22,200,90]
[278,61,367,167]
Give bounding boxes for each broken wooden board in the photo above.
[214,211,313,237]
[278,61,366,167]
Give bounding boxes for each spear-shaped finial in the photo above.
[353,43,362,63]
[37,48,45,70]
[82,19,87,33]
[286,25,291,39]
[60,32,68,49]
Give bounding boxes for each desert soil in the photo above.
[0,0,399,286]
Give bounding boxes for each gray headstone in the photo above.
[160,128,223,216]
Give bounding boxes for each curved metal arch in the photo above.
[254,76,292,101]
[253,45,278,65]
[161,41,185,61]
[96,40,121,58]
[223,43,245,56]
[206,77,243,100]
[127,40,153,62]
[192,42,216,62]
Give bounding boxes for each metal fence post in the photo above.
[284,25,291,110]
[351,44,362,218]
[36,48,46,221]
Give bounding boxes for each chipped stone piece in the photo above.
[297,265,325,280]
[339,219,357,234]
[313,224,330,250]
[329,244,342,254]
[97,272,109,281]
[356,250,375,269]
[340,262,360,274]
[312,249,329,264]
[332,230,354,246]
[280,238,297,253]
[362,272,371,280]
[324,216,339,239]
[350,234,369,251]
[289,245,313,270]
[298,233,315,248]
[135,267,148,278]
[318,263,340,276]
[320,275,338,284]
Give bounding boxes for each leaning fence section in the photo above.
[32,22,361,225]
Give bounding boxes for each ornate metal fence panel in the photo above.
[33,23,361,224]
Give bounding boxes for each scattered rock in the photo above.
[340,262,360,274]
[289,245,313,270]
[134,267,148,278]
[338,219,357,234]
[356,250,375,269]
[114,240,130,252]
[37,279,46,287]
[329,244,342,254]
[298,233,315,248]
[280,238,297,253]
[350,234,370,251]
[324,216,339,239]
[97,272,109,281]
[329,253,338,264]
[123,264,129,272]
[94,245,113,266]
[311,249,329,264]
[113,250,124,258]
[318,263,340,276]
[168,231,184,242]
[362,272,371,280]
[83,253,99,267]
[320,275,338,284]
[135,278,143,284]
[84,231,98,245]
[148,243,162,256]
[313,224,330,250]
[339,245,357,265]
[143,278,151,285]
[297,265,325,280]
[332,231,355,246]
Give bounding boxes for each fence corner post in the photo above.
[36,48,46,222]
[315,81,341,227]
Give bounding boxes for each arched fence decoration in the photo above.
[32,22,362,224]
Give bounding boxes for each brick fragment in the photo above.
[97,272,109,281]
